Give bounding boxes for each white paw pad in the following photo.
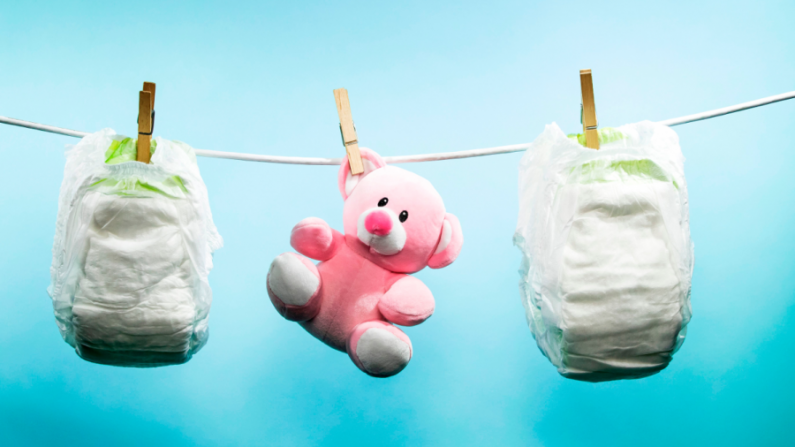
[267,254,319,306]
[356,328,411,376]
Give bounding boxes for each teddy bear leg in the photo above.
[347,321,413,377]
[267,253,322,322]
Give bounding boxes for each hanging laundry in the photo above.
[514,121,693,382]
[48,130,222,367]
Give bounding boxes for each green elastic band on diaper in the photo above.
[570,158,679,189]
[90,176,188,199]
[91,137,188,198]
[567,127,626,146]
[104,137,158,164]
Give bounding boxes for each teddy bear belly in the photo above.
[300,247,399,352]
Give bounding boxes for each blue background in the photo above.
[1,1,794,445]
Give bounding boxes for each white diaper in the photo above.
[49,130,222,367]
[515,122,693,381]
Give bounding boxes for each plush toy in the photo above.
[266,148,463,377]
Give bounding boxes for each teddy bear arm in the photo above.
[378,276,435,327]
[290,217,344,261]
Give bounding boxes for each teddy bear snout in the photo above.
[356,208,407,256]
[364,210,392,236]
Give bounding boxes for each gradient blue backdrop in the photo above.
[1,1,794,445]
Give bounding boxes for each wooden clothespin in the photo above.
[333,88,364,175]
[579,69,599,150]
[137,82,156,163]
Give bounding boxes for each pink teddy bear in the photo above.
[266,148,463,377]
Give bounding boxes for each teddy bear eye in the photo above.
[399,211,409,222]
[378,198,388,207]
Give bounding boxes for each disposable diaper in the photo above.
[514,121,693,382]
[49,130,222,367]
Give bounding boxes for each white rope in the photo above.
[0,116,89,138]
[2,90,793,165]
[657,91,795,127]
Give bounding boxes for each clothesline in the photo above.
[1,91,793,165]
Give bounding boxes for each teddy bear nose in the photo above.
[364,210,393,236]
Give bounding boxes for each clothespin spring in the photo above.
[137,110,156,136]
[339,123,357,147]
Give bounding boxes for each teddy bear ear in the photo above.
[428,213,463,269]
[337,147,387,200]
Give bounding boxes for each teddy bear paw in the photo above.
[267,253,321,321]
[348,322,412,377]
